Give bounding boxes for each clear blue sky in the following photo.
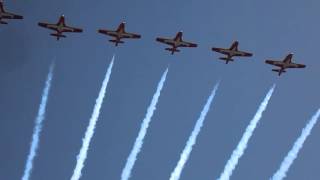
[1,0,320,179]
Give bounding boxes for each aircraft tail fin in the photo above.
[174,31,183,41]
[165,47,180,55]
[0,2,4,12]
[116,22,125,32]
[272,69,286,76]
[58,15,66,25]
[230,41,239,51]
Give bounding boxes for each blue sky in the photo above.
[1,0,320,179]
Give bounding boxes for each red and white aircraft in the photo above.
[211,41,253,64]
[265,53,306,76]
[38,15,83,40]
[0,2,23,24]
[98,22,141,46]
[156,31,197,55]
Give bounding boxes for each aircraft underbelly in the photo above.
[176,42,182,47]
[164,39,175,44]
[47,24,55,28]
[222,49,235,56]
[108,31,118,36]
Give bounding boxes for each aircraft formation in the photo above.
[1,2,306,76]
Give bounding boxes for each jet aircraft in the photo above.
[38,15,83,40]
[0,2,23,24]
[211,41,253,64]
[98,22,141,46]
[265,53,306,76]
[156,31,197,54]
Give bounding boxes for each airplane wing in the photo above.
[287,63,306,68]
[265,60,283,67]
[98,30,121,38]
[237,50,253,57]
[38,22,58,31]
[98,29,115,36]
[156,36,197,47]
[212,47,229,55]
[156,37,175,46]
[0,2,23,20]
[121,32,141,39]
[179,40,197,47]
[62,26,83,33]
[2,12,23,19]
[98,29,140,38]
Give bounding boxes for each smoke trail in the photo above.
[22,62,55,180]
[218,84,276,180]
[271,109,320,180]
[169,82,220,180]
[121,68,169,180]
[70,56,114,180]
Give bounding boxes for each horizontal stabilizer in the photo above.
[50,33,66,40]
[109,39,124,44]
[165,48,180,55]
[219,57,234,64]
[50,33,66,38]
[272,69,286,73]
[219,57,234,61]
[165,48,180,52]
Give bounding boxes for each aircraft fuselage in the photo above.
[165,39,182,47]
[108,31,126,39]
[222,49,246,57]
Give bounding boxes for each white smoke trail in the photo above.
[271,109,320,180]
[121,68,169,180]
[70,56,115,180]
[169,82,220,180]
[22,62,55,180]
[218,84,276,180]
